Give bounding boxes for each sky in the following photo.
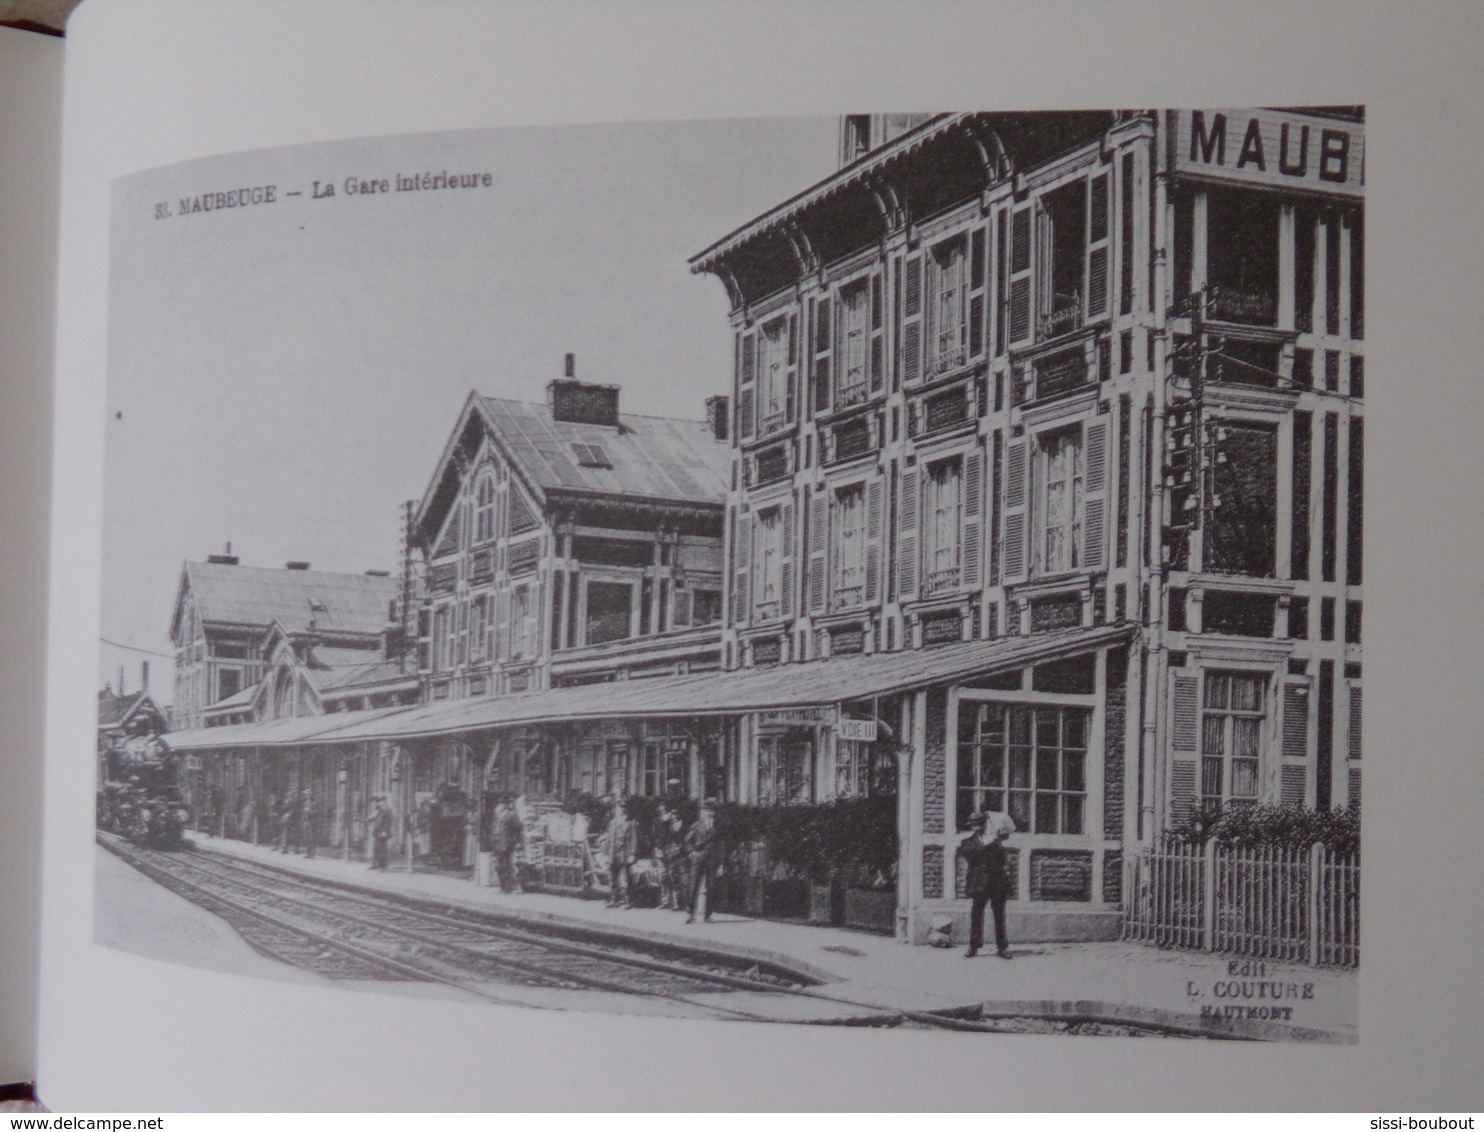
[100,117,839,699]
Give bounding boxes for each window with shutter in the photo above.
[923,459,963,597]
[1038,427,1084,574]
[732,513,751,627]
[901,253,923,384]
[1087,172,1110,318]
[808,492,828,614]
[969,227,987,358]
[869,270,885,392]
[737,330,756,440]
[811,296,831,414]
[758,317,792,435]
[1001,440,1029,584]
[1200,670,1267,810]
[1283,682,1310,759]
[753,508,784,621]
[1348,685,1362,761]
[865,477,884,604]
[779,501,796,619]
[1008,206,1033,345]
[670,587,692,629]
[961,451,984,590]
[830,484,865,610]
[836,282,869,407]
[926,237,969,375]
[1169,671,1200,823]
[1082,419,1108,570]
[897,467,920,599]
[1281,764,1307,807]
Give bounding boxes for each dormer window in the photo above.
[572,443,612,469]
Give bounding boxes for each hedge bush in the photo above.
[714,796,897,887]
[1167,803,1360,855]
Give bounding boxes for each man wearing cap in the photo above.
[958,811,1013,959]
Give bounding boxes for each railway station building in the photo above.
[161,109,1363,946]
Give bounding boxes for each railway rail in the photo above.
[100,834,1207,1037]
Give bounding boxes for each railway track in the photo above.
[100,834,1203,1036]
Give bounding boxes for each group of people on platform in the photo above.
[273,787,319,859]
[599,797,718,923]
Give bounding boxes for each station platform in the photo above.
[183,831,1357,1042]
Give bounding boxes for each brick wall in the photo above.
[1103,646,1128,839]
[922,844,944,899]
[923,687,947,834]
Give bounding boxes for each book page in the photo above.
[0,23,63,1089]
[42,0,1484,1112]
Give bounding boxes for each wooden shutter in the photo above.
[897,467,920,599]
[1008,205,1033,345]
[961,450,984,589]
[812,296,831,414]
[1001,439,1029,583]
[671,587,693,629]
[1283,683,1310,759]
[865,477,884,603]
[1347,767,1361,811]
[869,271,885,392]
[786,313,799,423]
[901,252,923,384]
[1082,418,1109,570]
[1348,686,1362,760]
[1169,672,1200,824]
[737,330,756,440]
[808,491,828,614]
[1281,765,1308,807]
[969,227,987,358]
[780,499,796,618]
[1087,172,1110,318]
[732,513,752,627]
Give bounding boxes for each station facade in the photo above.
[159,109,1363,946]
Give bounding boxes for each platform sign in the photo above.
[1170,109,1364,198]
[836,718,878,742]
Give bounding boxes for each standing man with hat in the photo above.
[959,811,1014,959]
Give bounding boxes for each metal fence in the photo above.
[1123,841,1358,967]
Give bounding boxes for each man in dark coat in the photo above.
[958,812,1013,959]
[683,801,719,923]
[602,799,639,908]
[491,795,525,893]
[369,796,393,871]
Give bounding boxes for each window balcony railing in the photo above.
[931,343,968,375]
[752,599,782,622]
[1038,290,1083,341]
[1207,285,1277,326]
[924,565,961,596]
[761,409,790,436]
[831,584,864,611]
[835,382,870,409]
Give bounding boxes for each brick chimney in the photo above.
[705,395,730,441]
[547,355,620,428]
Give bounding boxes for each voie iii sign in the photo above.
[1169,109,1364,197]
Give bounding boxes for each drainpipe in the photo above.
[1141,121,1171,849]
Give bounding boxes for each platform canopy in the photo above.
[161,623,1134,751]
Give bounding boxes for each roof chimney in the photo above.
[141,661,149,692]
[547,366,620,428]
[565,352,576,379]
[705,395,730,442]
[285,561,311,570]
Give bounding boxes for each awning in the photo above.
[162,623,1132,751]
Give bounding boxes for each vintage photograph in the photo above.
[94,110,1363,1041]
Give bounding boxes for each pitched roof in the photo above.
[97,689,155,730]
[475,396,729,507]
[181,562,398,635]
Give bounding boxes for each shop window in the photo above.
[641,737,689,797]
[1206,421,1277,577]
[757,732,814,806]
[834,740,895,799]
[956,702,1088,835]
[1201,670,1265,809]
[1206,188,1279,326]
[584,581,632,645]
